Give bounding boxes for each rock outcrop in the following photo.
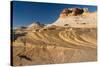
[53,8,96,28]
[12,7,97,66]
[60,8,72,18]
[27,22,44,31]
[71,8,84,16]
[60,8,88,18]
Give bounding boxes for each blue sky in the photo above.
[12,1,97,27]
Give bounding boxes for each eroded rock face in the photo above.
[53,7,96,28]
[60,8,72,18]
[27,22,44,31]
[60,8,88,18]
[72,8,84,16]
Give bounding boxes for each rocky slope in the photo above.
[27,22,44,31]
[52,8,97,28]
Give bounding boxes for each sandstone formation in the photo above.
[53,8,96,28]
[12,7,97,66]
[12,27,97,66]
[59,8,88,18]
[71,8,84,16]
[60,8,72,18]
[27,22,44,32]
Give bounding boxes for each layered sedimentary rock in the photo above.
[12,7,97,66]
[53,8,96,28]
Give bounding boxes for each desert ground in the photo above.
[12,27,97,66]
[11,8,97,66]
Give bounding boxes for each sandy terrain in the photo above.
[12,27,97,66]
[11,8,97,66]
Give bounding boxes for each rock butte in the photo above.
[52,8,97,28]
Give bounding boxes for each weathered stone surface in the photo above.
[72,8,84,16]
[60,8,88,18]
